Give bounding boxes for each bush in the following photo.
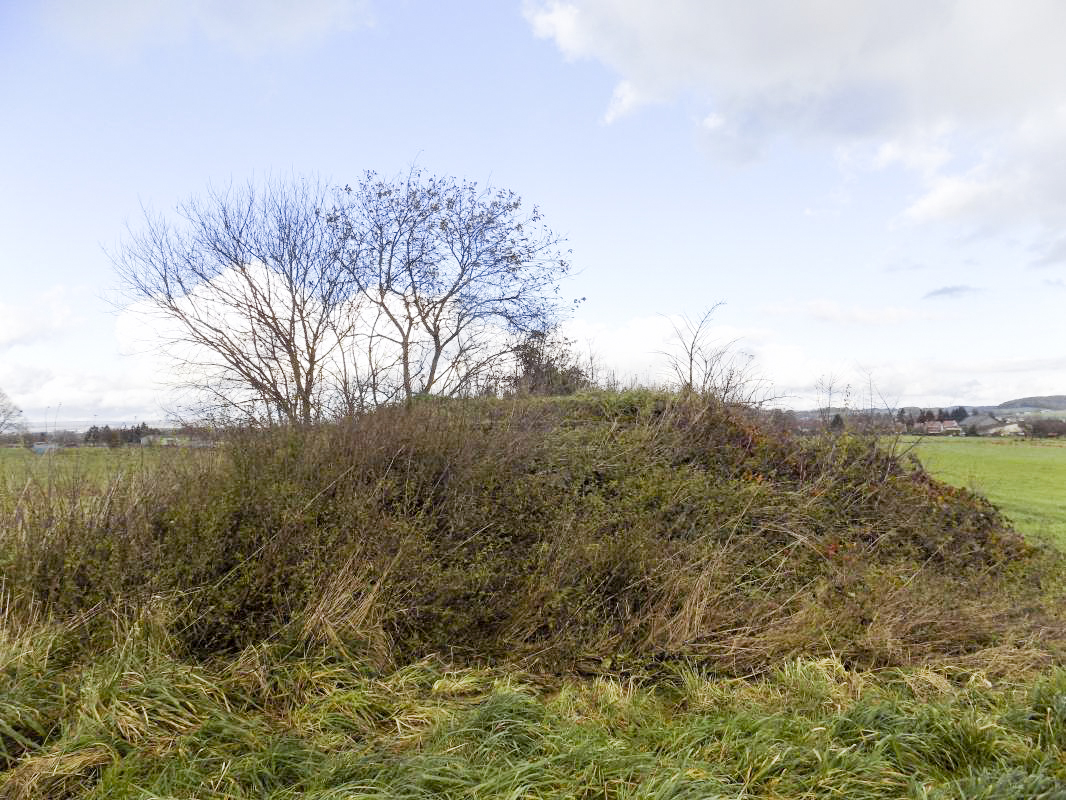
[1030,418,1066,438]
[0,392,1062,672]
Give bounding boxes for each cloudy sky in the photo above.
[2,0,1063,427]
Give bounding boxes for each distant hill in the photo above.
[997,395,1066,411]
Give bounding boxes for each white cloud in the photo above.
[525,0,583,54]
[1032,237,1066,269]
[564,313,756,386]
[903,105,1066,237]
[873,127,954,176]
[0,300,167,426]
[526,1,1066,133]
[564,314,680,383]
[0,287,83,350]
[904,172,1000,225]
[43,0,373,55]
[762,351,1066,411]
[604,80,644,123]
[524,1,1066,255]
[563,308,1062,410]
[763,300,931,326]
[0,351,164,428]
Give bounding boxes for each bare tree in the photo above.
[0,388,22,433]
[113,171,573,421]
[333,170,571,404]
[815,374,851,429]
[661,306,767,405]
[113,176,358,424]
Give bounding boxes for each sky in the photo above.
[1,0,1064,428]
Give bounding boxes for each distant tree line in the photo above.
[896,406,971,426]
[84,422,160,447]
[1028,418,1066,438]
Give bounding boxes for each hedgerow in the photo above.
[2,391,1060,672]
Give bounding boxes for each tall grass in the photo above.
[1,602,1065,799]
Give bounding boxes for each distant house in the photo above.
[919,420,962,435]
[140,435,182,447]
[31,442,59,455]
[992,422,1026,437]
[962,414,1023,436]
[140,434,215,448]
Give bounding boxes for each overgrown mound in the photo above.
[4,392,1063,673]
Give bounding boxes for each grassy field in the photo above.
[896,436,1066,548]
[0,444,218,493]
[0,444,155,476]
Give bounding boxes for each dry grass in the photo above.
[0,391,1062,677]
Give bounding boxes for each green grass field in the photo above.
[0,445,158,484]
[896,436,1066,548]
[0,446,219,512]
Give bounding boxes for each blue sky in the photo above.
[2,0,1064,427]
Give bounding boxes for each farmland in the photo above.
[897,435,1066,548]
[0,444,154,477]
[0,444,220,494]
